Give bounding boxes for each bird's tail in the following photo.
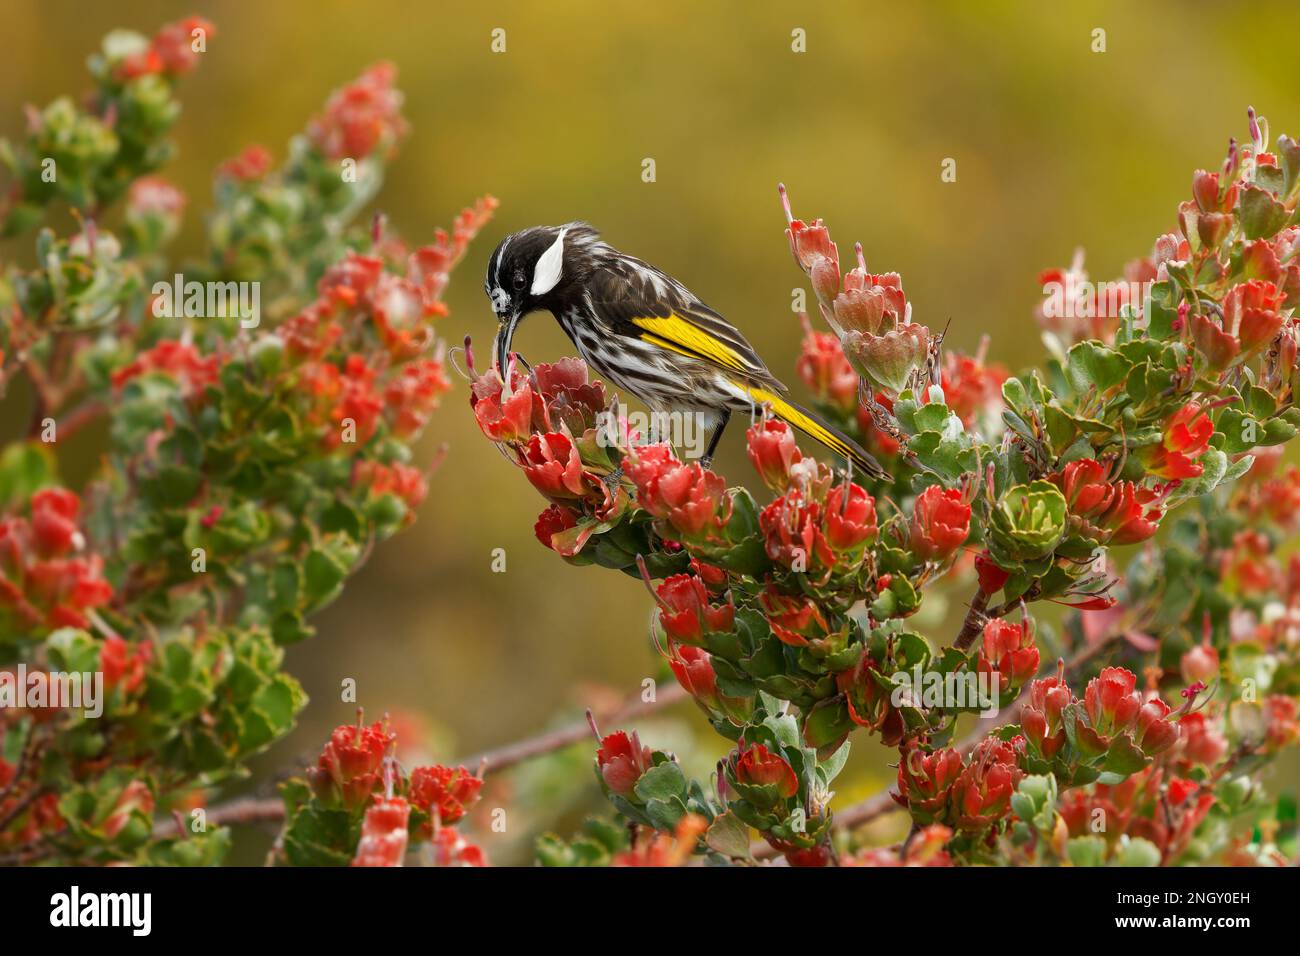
[737,384,888,481]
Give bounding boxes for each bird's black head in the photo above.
[484,223,602,373]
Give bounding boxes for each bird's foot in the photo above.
[601,466,625,489]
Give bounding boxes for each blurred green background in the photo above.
[3,0,1299,862]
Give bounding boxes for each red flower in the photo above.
[101,635,152,695]
[529,358,609,434]
[895,747,963,824]
[746,420,803,491]
[654,574,735,644]
[1135,696,1179,756]
[733,743,798,799]
[760,488,832,572]
[431,827,488,867]
[127,176,186,221]
[666,644,718,703]
[760,586,832,648]
[975,551,1010,595]
[783,203,841,304]
[941,350,1008,430]
[796,324,859,414]
[1180,641,1220,685]
[1262,696,1299,751]
[626,445,729,542]
[1142,404,1213,480]
[116,17,214,79]
[1225,279,1285,356]
[521,431,588,499]
[385,358,450,437]
[909,485,971,562]
[308,721,393,809]
[951,738,1022,832]
[533,504,587,556]
[112,340,220,399]
[596,731,654,796]
[408,765,483,828]
[1220,530,1279,595]
[977,617,1039,693]
[823,482,879,554]
[0,492,115,634]
[217,144,273,182]
[1084,667,1142,736]
[354,461,428,523]
[307,62,409,160]
[352,797,410,867]
[1176,712,1228,766]
[1021,673,1073,759]
[470,366,534,444]
[833,268,907,335]
[29,489,82,557]
[1051,459,1162,545]
[150,17,214,75]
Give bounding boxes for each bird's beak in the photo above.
[494,311,521,379]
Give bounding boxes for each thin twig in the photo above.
[152,682,690,837]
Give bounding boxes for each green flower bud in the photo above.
[990,480,1067,562]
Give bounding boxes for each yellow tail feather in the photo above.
[742,385,887,480]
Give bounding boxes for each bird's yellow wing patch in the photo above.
[631,314,749,372]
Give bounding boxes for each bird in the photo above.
[483,222,886,479]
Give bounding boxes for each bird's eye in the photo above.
[512,271,527,291]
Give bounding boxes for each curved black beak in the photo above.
[494,311,521,378]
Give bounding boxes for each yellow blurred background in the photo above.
[3,0,1299,863]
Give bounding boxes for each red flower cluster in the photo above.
[628,445,730,544]
[307,719,394,809]
[408,764,482,831]
[115,17,214,80]
[1191,279,1288,369]
[1060,765,1214,861]
[1050,459,1163,545]
[795,321,859,416]
[1078,667,1179,756]
[757,440,879,579]
[353,460,429,523]
[307,62,409,160]
[896,739,1023,833]
[112,339,220,400]
[0,489,113,632]
[216,144,273,182]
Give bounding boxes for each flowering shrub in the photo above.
[0,18,492,864]
[472,110,1300,866]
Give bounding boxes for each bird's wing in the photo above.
[591,255,787,392]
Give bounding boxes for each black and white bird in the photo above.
[484,222,886,478]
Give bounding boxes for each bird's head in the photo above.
[484,223,600,374]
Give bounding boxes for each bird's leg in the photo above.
[601,465,624,488]
[700,409,731,469]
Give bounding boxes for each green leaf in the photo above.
[1238,183,1289,239]
[1066,341,1130,393]
[705,810,752,860]
[633,761,687,803]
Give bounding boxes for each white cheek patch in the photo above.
[490,287,510,313]
[530,227,567,296]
